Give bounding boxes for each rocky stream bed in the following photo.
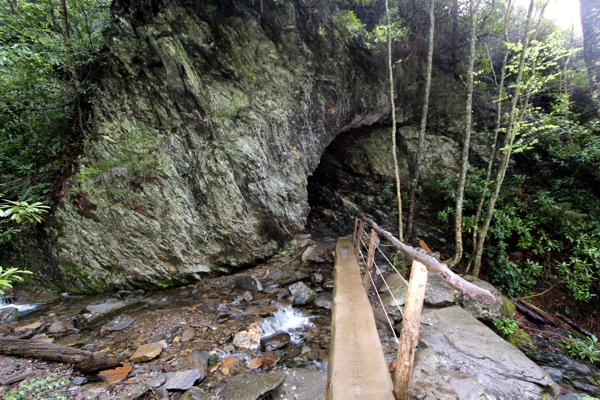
[1,234,599,399]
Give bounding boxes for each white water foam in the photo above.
[0,297,42,314]
[260,306,315,344]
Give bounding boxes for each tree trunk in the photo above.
[407,0,435,238]
[59,0,80,89]
[580,0,600,116]
[385,0,403,241]
[446,0,479,268]
[472,0,535,277]
[468,2,513,274]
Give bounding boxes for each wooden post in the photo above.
[352,216,359,244]
[393,260,428,400]
[354,219,364,258]
[363,229,378,292]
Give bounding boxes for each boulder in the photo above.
[459,276,513,321]
[413,306,561,400]
[0,306,18,324]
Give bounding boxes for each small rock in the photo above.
[233,323,261,350]
[242,291,254,302]
[108,315,136,331]
[288,282,316,305]
[234,275,263,293]
[180,386,207,400]
[182,351,210,379]
[276,270,300,286]
[181,328,195,342]
[244,305,279,316]
[130,342,163,362]
[73,377,87,385]
[544,367,563,383]
[0,306,18,324]
[314,292,333,309]
[311,272,324,284]
[117,383,150,399]
[145,376,166,388]
[164,370,201,390]
[15,321,42,331]
[98,362,132,386]
[48,319,74,334]
[261,331,291,351]
[323,278,334,290]
[219,370,286,400]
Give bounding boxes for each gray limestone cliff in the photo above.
[9,0,472,291]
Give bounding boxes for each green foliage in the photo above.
[492,317,519,339]
[0,265,32,295]
[0,192,50,244]
[4,372,71,400]
[378,183,394,200]
[0,0,111,202]
[557,333,600,362]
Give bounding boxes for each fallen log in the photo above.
[76,357,123,374]
[0,337,93,364]
[516,298,560,326]
[556,313,596,339]
[362,217,496,304]
[511,300,549,325]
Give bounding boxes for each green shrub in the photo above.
[557,333,600,362]
[493,317,519,339]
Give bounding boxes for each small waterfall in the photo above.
[260,306,315,344]
[0,296,41,314]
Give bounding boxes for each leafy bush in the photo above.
[492,317,519,339]
[0,266,32,295]
[557,333,600,362]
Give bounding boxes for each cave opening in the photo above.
[304,124,453,253]
[305,125,400,239]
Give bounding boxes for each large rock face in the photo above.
[37,0,400,290]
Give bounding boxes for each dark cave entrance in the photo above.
[305,126,400,238]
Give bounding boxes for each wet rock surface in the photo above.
[0,235,336,399]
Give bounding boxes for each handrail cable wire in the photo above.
[357,244,399,339]
[359,231,406,313]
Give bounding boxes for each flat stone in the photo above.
[0,306,18,324]
[276,270,300,286]
[145,376,166,388]
[234,275,263,293]
[219,370,286,400]
[130,342,163,362]
[261,331,291,351]
[180,387,207,400]
[182,351,210,379]
[108,315,136,331]
[48,319,73,334]
[314,292,333,309]
[271,368,327,400]
[288,282,316,305]
[98,362,132,386]
[181,328,195,342]
[164,370,201,390]
[86,300,127,314]
[73,377,87,385]
[116,383,150,399]
[244,304,279,316]
[15,321,43,331]
[302,246,325,263]
[412,306,561,400]
[233,323,261,350]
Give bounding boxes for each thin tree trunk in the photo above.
[580,0,600,117]
[446,0,479,268]
[385,0,403,241]
[467,0,512,273]
[562,24,575,95]
[59,0,80,89]
[407,0,435,238]
[472,0,536,277]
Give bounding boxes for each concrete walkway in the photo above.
[326,236,395,400]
